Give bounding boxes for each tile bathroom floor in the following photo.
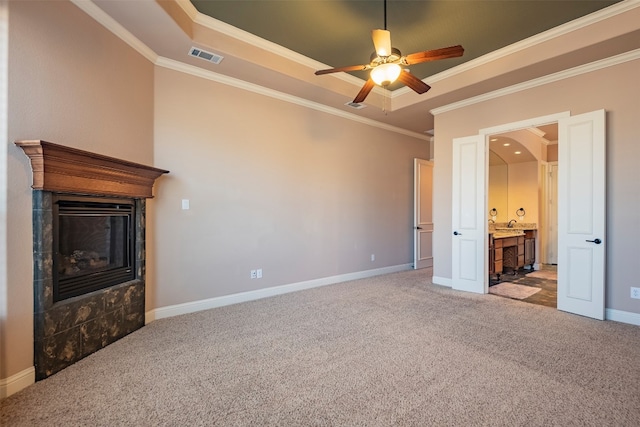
[491,264,558,308]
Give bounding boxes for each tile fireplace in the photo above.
[16,140,168,380]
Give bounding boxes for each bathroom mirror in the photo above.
[488,149,508,223]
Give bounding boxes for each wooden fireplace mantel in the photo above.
[15,140,169,198]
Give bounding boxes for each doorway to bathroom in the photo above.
[487,124,558,308]
[451,110,606,320]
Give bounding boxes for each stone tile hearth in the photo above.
[32,191,146,380]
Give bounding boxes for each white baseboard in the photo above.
[0,367,35,399]
[606,308,640,326]
[144,268,640,327]
[146,264,412,323]
[432,276,452,287]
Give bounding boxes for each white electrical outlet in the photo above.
[181,199,190,210]
[371,254,375,262]
[256,269,263,279]
[250,270,257,279]
[631,287,640,299]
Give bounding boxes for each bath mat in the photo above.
[526,270,557,280]
[489,282,541,300]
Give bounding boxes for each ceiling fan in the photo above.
[315,0,464,104]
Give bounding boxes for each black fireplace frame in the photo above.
[52,195,136,302]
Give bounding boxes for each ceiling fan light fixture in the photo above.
[313,0,462,104]
[371,63,401,86]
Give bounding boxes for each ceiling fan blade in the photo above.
[315,64,370,75]
[404,45,464,65]
[353,78,375,104]
[372,29,392,57]
[397,71,431,94]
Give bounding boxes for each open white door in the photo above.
[414,159,433,273]
[557,110,606,320]
[452,135,485,293]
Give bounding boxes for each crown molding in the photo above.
[526,127,546,138]
[479,112,570,137]
[173,0,382,98]
[176,0,329,72]
[525,127,552,145]
[70,0,637,132]
[394,0,640,99]
[429,0,640,84]
[185,0,638,92]
[155,57,429,141]
[69,1,419,140]
[69,0,157,63]
[431,48,640,116]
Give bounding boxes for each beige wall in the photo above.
[5,0,636,394]
[3,1,154,381]
[433,58,640,313]
[2,0,427,386]
[150,67,428,309]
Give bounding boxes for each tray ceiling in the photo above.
[192,0,622,83]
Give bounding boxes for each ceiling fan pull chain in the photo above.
[383,87,390,115]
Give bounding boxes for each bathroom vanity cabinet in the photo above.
[524,230,536,268]
[489,229,536,277]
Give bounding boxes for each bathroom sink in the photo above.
[492,230,524,238]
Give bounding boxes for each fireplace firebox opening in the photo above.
[53,195,136,302]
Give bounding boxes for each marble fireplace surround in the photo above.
[16,140,168,380]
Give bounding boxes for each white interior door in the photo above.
[452,135,485,293]
[557,110,606,320]
[546,163,558,264]
[414,159,433,273]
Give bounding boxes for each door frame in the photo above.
[414,158,434,272]
[479,112,570,292]
[454,110,606,319]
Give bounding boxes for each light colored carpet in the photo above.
[526,270,558,280]
[489,282,541,300]
[2,269,640,426]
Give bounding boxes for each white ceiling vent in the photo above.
[189,47,224,65]
[345,101,366,110]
